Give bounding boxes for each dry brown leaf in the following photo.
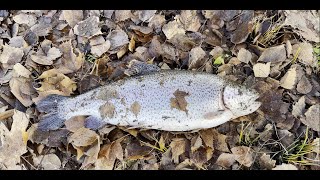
[81,138,100,168]
[257,45,286,63]
[168,34,196,51]
[13,13,37,26]
[125,140,152,161]
[259,153,276,170]
[212,129,229,152]
[68,127,99,147]
[191,135,203,152]
[148,14,166,32]
[237,48,252,64]
[253,62,271,78]
[188,46,206,70]
[272,163,298,170]
[31,47,62,65]
[33,154,61,170]
[216,153,236,168]
[34,69,76,102]
[138,10,157,22]
[61,10,83,28]
[296,75,312,94]
[199,129,214,149]
[170,89,189,114]
[162,20,186,40]
[74,16,102,38]
[128,35,135,52]
[170,138,187,164]
[0,110,29,169]
[178,10,201,32]
[292,96,306,118]
[106,29,129,53]
[56,40,84,74]
[302,104,320,131]
[95,140,123,170]
[231,146,254,167]
[64,116,86,132]
[0,45,24,71]
[9,36,27,48]
[292,42,316,67]
[280,66,297,89]
[284,10,319,43]
[91,40,111,57]
[114,10,132,22]
[9,63,34,107]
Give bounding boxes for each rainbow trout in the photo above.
[36,70,261,131]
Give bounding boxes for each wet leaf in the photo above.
[0,110,29,169]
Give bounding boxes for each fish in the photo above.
[36,70,261,132]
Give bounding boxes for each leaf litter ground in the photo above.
[0,10,319,170]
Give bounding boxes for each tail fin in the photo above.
[36,94,68,131]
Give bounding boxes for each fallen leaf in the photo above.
[231,146,254,167]
[9,64,34,107]
[13,13,37,26]
[30,19,52,37]
[64,116,86,132]
[56,40,84,74]
[91,40,111,57]
[114,10,132,22]
[106,29,129,53]
[138,10,157,22]
[216,153,236,168]
[0,110,29,169]
[210,46,224,59]
[74,16,102,38]
[148,14,166,32]
[178,10,201,32]
[280,66,297,89]
[212,129,229,152]
[257,45,286,63]
[188,46,206,70]
[292,96,306,118]
[162,20,186,40]
[283,10,319,43]
[302,104,320,131]
[31,47,62,65]
[34,69,76,102]
[170,89,189,114]
[191,135,203,152]
[0,45,24,71]
[272,163,298,170]
[278,129,295,148]
[170,138,187,164]
[296,75,312,94]
[33,154,61,170]
[81,138,100,168]
[229,10,254,44]
[253,62,271,77]
[125,139,152,161]
[61,10,83,28]
[95,140,123,170]
[237,48,252,64]
[292,42,316,67]
[128,35,135,52]
[9,36,27,48]
[68,127,99,147]
[199,129,214,149]
[258,153,276,170]
[213,56,224,65]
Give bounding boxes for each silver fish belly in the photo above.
[37,70,261,131]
